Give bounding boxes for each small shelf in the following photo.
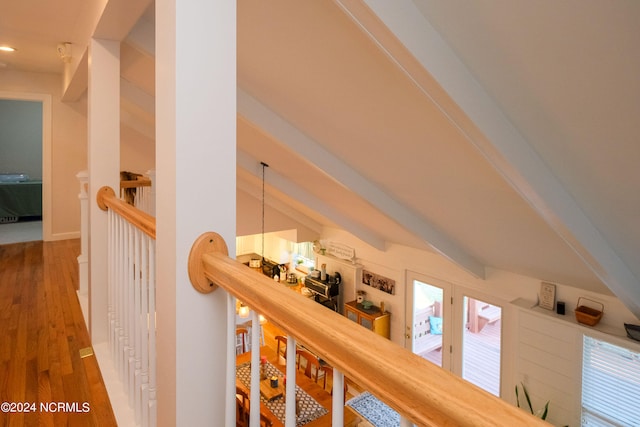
[511,298,639,348]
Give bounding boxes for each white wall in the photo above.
[237,231,299,265]
[236,189,319,242]
[120,125,155,175]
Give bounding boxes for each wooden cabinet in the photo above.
[344,300,390,339]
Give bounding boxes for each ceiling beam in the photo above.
[61,48,88,102]
[93,0,152,41]
[121,77,154,113]
[344,0,640,317]
[125,13,155,57]
[237,150,387,251]
[62,0,152,102]
[238,89,485,278]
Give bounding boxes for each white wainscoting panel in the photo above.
[514,300,581,427]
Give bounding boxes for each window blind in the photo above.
[581,335,640,426]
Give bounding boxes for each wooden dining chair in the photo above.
[275,335,287,364]
[236,384,273,427]
[319,365,332,391]
[235,385,250,427]
[296,349,325,386]
[236,327,249,355]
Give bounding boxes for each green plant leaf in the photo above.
[521,382,534,414]
[539,401,550,420]
[516,383,553,421]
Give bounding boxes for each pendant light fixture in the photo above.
[260,161,268,263]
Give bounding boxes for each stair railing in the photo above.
[97,186,156,427]
[119,171,155,215]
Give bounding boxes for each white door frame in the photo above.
[0,91,52,241]
[406,271,508,396]
[453,286,513,396]
[405,271,454,371]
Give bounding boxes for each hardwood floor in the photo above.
[0,240,116,427]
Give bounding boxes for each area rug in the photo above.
[346,392,400,427]
[236,361,328,426]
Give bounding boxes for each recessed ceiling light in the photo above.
[0,46,16,52]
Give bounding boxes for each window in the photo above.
[582,336,640,426]
[292,242,315,272]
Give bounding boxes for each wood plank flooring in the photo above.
[0,240,116,427]
[421,319,502,396]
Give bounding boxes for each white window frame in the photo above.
[581,334,640,426]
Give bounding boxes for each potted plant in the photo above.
[515,382,549,420]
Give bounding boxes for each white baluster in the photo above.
[133,227,142,421]
[226,293,237,427]
[116,215,125,377]
[127,222,135,403]
[147,240,157,427]
[123,217,130,384]
[332,369,344,426]
[108,210,115,355]
[121,219,131,385]
[76,171,89,300]
[285,335,297,427]
[119,218,126,382]
[140,233,150,427]
[249,310,261,427]
[134,185,145,213]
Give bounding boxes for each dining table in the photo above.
[236,346,359,427]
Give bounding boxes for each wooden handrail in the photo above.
[120,178,152,190]
[188,232,548,427]
[96,186,156,239]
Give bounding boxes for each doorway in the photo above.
[407,275,450,369]
[0,92,51,243]
[405,272,503,396]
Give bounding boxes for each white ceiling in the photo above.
[2,0,639,317]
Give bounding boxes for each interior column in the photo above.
[155,0,236,425]
[87,38,120,343]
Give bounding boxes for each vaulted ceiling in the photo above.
[2,0,639,318]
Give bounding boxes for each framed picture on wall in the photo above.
[539,282,556,310]
[362,270,395,295]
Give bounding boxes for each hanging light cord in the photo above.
[260,162,268,260]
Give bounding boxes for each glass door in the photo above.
[406,272,503,397]
[405,272,451,370]
[460,295,502,396]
